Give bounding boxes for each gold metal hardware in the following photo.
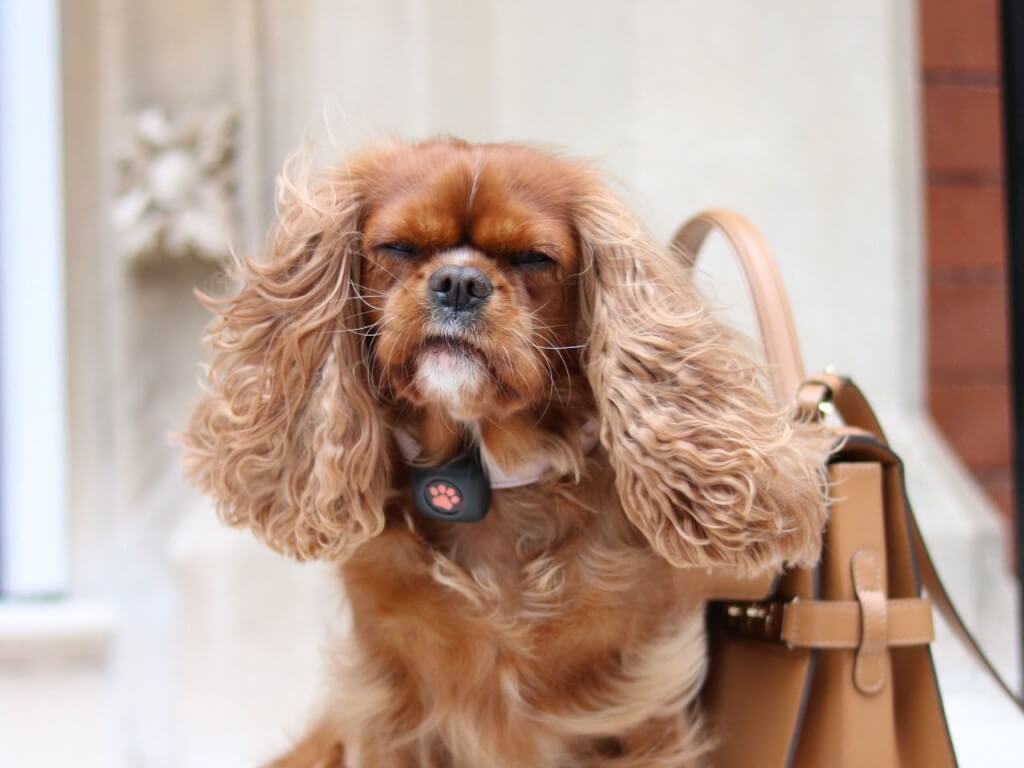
[721,599,789,641]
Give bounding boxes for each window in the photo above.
[0,0,68,597]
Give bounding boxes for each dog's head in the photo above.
[359,141,585,432]
[185,138,827,569]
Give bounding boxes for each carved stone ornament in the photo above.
[113,107,238,265]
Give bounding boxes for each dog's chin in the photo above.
[413,339,489,421]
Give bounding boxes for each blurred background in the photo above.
[1,1,1022,766]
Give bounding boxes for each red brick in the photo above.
[929,381,1012,469]
[926,183,1007,270]
[920,0,1001,73]
[928,279,1009,371]
[924,84,1004,173]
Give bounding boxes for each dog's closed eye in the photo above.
[375,242,419,259]
[508,251,555,269]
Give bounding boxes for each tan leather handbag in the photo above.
[670,210,1024,767]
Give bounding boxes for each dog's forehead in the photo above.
[364,144,578,252]
[377,145,574,206]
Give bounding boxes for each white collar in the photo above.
[393,419,599,490]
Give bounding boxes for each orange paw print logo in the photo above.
[426,482,463,513]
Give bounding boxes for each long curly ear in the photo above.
[183,160,389,561]
[575,184,829,575]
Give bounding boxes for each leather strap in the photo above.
[851,549,888,694]
[677,208,1024,712]
[725,594,935,651]
[781,597,934,650]
[671,209,805,403]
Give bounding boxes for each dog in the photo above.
[184,138,830,767]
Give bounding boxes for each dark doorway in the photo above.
[1002,0,1024,692]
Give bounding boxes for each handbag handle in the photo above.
[670,209,806,404]
[672,209,1024,711]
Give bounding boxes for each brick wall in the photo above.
[921,0,1014,523]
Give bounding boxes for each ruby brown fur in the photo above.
[183,138,831,767]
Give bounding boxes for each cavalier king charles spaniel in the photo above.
[184,138,829,767]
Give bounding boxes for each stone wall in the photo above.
[55,2,1015,764]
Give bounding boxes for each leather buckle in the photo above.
[796,378,833,421]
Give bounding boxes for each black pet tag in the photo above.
[410,449,492,523]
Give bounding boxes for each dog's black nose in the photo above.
[428,265,492,312]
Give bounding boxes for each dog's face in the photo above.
[185,138,828,571]
[358,145,581,424]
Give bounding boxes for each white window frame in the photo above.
[0,0,68,597]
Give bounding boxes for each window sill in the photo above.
[0,599,114,662]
